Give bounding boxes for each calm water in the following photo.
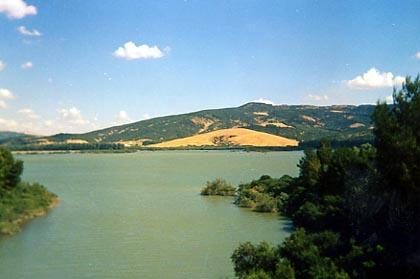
[0,151,302,279]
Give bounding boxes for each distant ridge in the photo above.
[0,132,36,144]
[1,102,376,149]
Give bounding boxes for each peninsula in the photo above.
[0,147,57,236]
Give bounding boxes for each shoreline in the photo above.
[0,196,59,236]
[11,146,304,155]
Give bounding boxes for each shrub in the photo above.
[200,178,236,196]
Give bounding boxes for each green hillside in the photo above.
[0,132,36,144]
[2,103,376,150]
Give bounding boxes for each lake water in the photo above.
[0,151,302,279]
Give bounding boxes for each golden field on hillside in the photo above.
[150,128,298,148]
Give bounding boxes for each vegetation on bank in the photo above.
[235,175,293,213]
[0,147,57,235]
[200,179,236,196]
[230,76,420,278]
[5,142,127,152]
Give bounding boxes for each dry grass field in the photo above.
[150,128,299,148]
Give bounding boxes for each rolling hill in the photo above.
[149,128,299,148]
[2,102,376,150]
[0,132,36,144]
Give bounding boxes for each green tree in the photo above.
[297,148,321,189]
[0,147,23,189]
[372,75,420,204]
[371,75,420,275]
[245,270,272,279]
[0,147,57,235]
[232,75,420,278]
[231,241,279,278]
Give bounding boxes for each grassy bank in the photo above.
[0,147,58,236]
[0,182,58,236]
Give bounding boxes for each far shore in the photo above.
[11,146,303,155]
[12,150,79,155]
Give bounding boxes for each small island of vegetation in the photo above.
[200,178,236,196]
[0,147,57,236]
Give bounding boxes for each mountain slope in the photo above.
[149,128,299,148]
[0,132,36,144]
[3,102,376,149]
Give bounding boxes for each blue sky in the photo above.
[1,0,420,135]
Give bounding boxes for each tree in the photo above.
[231,241,279,278]
[0,147,57,235]
[231,75,420,278]
[0,147,23,189]
[297,148,321,189]
[372,75,420,203]
[371,75,420,275]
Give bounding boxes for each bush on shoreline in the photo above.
[200,179,236,196]
[235,175,293,213]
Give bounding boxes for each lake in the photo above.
[0,151,302,279]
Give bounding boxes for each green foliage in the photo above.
[245,270,272,279]
[274,260,295,279]
[0,147,57,235]
[232,76,420,278]
[280,229,350,279]
[231,241,279,278]
[0,182,56,220]
[370,75,420,273]
[372,75,420,203]
[285,143,376,233]
[236,175,294,213]
[0,147,23,189]
[200,178,236,196]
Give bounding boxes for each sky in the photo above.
[1,0,420,135]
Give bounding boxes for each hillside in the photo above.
[0,132,36,144]
[2,102,376,149]
[149,128,299,148]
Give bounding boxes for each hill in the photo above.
[0,132,36,144]
[149,128,299,148]
[2,102,376,150]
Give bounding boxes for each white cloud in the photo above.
[114,41,165,60]
[18,108,40,119]
[308,94,329,101]
[0,100,7,109]
[385,95,394,104]
[114,110,132,125]
[347,68,404,89]
[393,75,405,86]
[0,118,17,130]
[0,60,4,71]
[0,88,16,99]
[17,25,41,36]
[0,0,37,19]
[252,98,276,105]
[416,52,420,59]
[44,120,54,128]
[57,107,89,125]
[21,61,33,69]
